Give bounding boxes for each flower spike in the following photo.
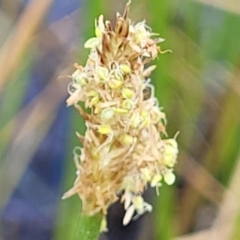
[63,1,178,228]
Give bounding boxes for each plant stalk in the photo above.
[75,213,102,240]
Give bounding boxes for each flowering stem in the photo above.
[64,1,178,232]
[75,213,102,240]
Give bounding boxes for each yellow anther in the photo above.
[133,23,148,44]
[162,139,178,167]
[91,148,99,160]
[141,168,152,182]
[150,174,162,187]
[114,108,128,114]
[114,71,123,81]
[108,79,122,89]
[121,176,136,191]
[140,111,150,126]
[77,77,87,86]
[137,31,145,39]
[101,108,114,120]
[165,139,178,150]
[95,15,104,38]
[140,110,148,118]
[142,116,150,126]
[98,67,109,80]
[120,133,134,146]
[163,146,177,167]
[130,114,141,128]
[163,153,175,168]
[98,125,112,134]
[132,196,144,211]
[164,147,174,156]
[94,107,101,114]
[122,88,134,99]
[84,37,100,48]
[100,217,108,232]
[89,95,99,107]
[87,90,98,97]
[164,172,176,185]
[122,100,133,110]
[120,64,131,74]
[72,70,87,86]
[95,27,103,38]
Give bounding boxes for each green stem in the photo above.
[75,213,103,240]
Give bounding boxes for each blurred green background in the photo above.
[0,0,240,240]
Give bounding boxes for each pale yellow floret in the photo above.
[120,64,131,74]
[141,168,152,182]
[132,196,144,211]
[98,67,109,80]
[89,95,100,107]
[123,195,153,225]
[91,148,99,160]
[162,139,178,167]
[114,108,128,114]
[165,139,178,150]
[121,176,136,192]
[84,37,100,48]
[122,100,134,110]
[108,79,122,89]
[95,27,103,38]
[87,90,98,97]
[95,15,105,38]
[150,174,162,187]
[122,88,134,99]
[119,133,134,146]
[72,70,87,86]
[140,110,148,118]
[100,108,114,120]
[77,77,87,86]
[100,217,108,232]
[140,111,150,126]
[132,22,150,45]
[94,107,101,114]
[98,125,112,134]
[163,172,176,185]
[141,116,150,126]
[163,149,176,168]
[113,71,124,81]
[130,114,141,128]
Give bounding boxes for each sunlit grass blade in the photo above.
[0,51,33,162]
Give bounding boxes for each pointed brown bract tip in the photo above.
[64,0,177,228]
[123,1,131,19]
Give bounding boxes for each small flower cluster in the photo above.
[63,1,178,227]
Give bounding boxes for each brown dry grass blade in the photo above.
[174,149,240,240]
[0,0,53,91]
